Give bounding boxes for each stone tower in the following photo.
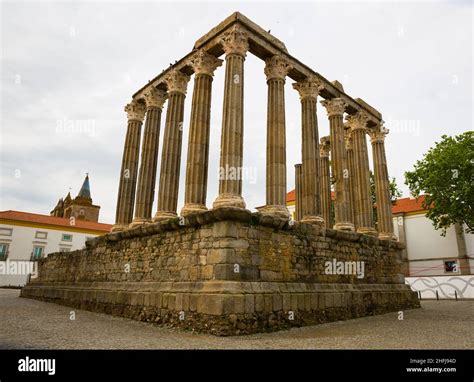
[51,174,100,222]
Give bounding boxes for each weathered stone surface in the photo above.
[22,214,418,336]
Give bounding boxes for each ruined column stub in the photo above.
[319,135,332,229]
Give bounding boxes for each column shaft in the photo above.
[319,137,332,228]
[345,130,357,229]
[154,70,190,220]
[181,54,222,216]
[321,98,354,231]
[260,55,290,219]
[370,128,395,239]
[182,74,213,215]
[213,26,248,209]
[293,76,324,225]
[348,112,376,236]
[113,101,145,231]
[295,164,303,222]
[132,89,167,226]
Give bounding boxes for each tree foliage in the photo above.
[404,132,474,235]
[370,171,402,224]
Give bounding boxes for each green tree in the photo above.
[404,132,474,235]
[329,170,401,226]
[370,171,402,225]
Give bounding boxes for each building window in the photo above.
[0,228,13,236]
[0,243,9,261]
[444,260,459,273]
[59,247,71,253]
[62,234,73,242]
[31,246,45,261]
[35,231,48,240]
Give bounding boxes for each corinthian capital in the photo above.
[368,124,388,143]
[264,55,291,81]
[164,69,191,95]
[320,136,331,158]
[346,111,369,132]
[188,50,223,77]
[124,101,146,122]
[220,24,249,57]
[143,87,167,110]
[292,75,323,100]
[320,98,346,117]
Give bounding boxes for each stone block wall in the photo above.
[21,208,419,335]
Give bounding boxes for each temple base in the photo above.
[21,208,418,336]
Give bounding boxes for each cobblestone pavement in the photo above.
[1,289,472,349]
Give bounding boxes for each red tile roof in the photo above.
[286,191,429,214]
[287,189,296,203]
[391,195,428,214]
[0,210,112,232]
[287,190,335,203]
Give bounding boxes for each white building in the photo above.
[0,210,111,287]
[392,196,473,277]
[287,192,474,277]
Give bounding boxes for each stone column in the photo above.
[259,55,291,219]
[319,136,332,229]
[131,88,167,226]
[113,100,146,231]
[369,125,395,239]
[213,25,248,210]
[293,76,324,225]
[154,69,190,221]
[347,111,377,236]
[344,125,357,229]
[320,98,354,231]
[294,164,303,222]
[181,51,223,217]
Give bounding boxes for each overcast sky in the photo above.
[0,1,472,224]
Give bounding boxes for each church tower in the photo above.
[50,174,101,222]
